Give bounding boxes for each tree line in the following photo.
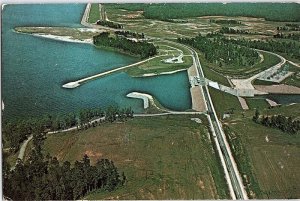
[3,125,125,200]
[225,37,300,60]
[219,27,251,35]
[141,3,300,22]
[178,33,259,68]
[273,33,300,41]
[2,105,134,153]
[96,20,123,29]
[210,19,241,25]
[277,25,300,32]
[253,109,300,134]
[115,30,145,39]
[93,32,157,59]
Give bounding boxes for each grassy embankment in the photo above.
[245,98,270,110]
[223,104,300,199]
[88,3,101,23]
[42,115,230,199]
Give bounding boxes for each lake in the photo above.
[1,4,192,120]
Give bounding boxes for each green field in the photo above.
[223,104,300,199]
[42,115,230,199]
[245,98,270,110]
[208,87,242,117]
[88,4,100,23]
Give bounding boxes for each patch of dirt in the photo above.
[198,179,205,190]
[84,150,103,158]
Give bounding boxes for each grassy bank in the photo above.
[88,4,100,23]
[208,87,242,117]
[245,98,270,110]
[42,115,230,199]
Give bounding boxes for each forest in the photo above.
[106,3,300,22]
[93,32,157,58]
[273,33,300,41]
[219,27,251,35]
[2,105,134,153]
[253,110,300,134]
[227,38,300,60]
[115,30,145,39]
[178,34,259,67]
[3,126,125,200]
[143,3,300,22]
[210,19,241,25]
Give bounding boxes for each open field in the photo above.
[223,104,300,199]
[105,4,299,40]
[88,4,100,23]
[42,115,229,199]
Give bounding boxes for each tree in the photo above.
[252,109,260,123]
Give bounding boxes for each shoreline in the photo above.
[140,68,187,77]
[32,33,93,44]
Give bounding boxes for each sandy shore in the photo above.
[32,33,93,44]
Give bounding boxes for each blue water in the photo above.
[1,4,191,120]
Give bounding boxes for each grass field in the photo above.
[208,87,242,117]
[223,104,300,199]
[245,98,270,110]
[42,115,230,199]
[88,4,100,23]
